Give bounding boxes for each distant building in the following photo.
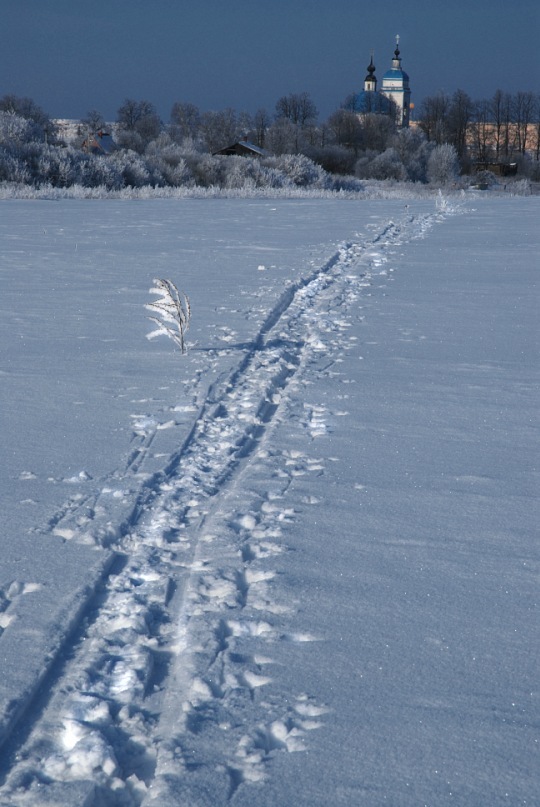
[348,37,412,127]
[81,130,117,155]
[472,161,518,177]
[213,141,267,157]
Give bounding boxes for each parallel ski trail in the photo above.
[0,208,456,806]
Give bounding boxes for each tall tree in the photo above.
[418,92,449,144]
[116,99,161,152]
[82,109,106,133]
[535,94,540,161]
[470,98,494,162]
[326,109,364,153]
[252,108,270,148]
[170,102,201,141]
[490,90,505,160]
[499,92,515,158]
[446,89,474,158]
[361,113,396,152]
[200,108,240,152]
[513,91,536,154]
[275,92,318,127]
[265,118,301,154]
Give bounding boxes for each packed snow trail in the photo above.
[0,205,462,805]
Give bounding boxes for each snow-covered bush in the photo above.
[427,144,460,186]
[355,148,408,181]
[508,178,531,195]
[392,128,435,183]
[0,149,32,183]
[0,112,41,146]
[79,154,123,190]
[110,150,152,187]
[0,95,55,143]
[186,154,226,187]
[328,174,364,193]
[144,139,194,187]
[267,154,329,188]
[470,170,498,188]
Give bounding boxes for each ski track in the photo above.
[0,204,460,806]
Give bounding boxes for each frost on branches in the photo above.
[145,278,191,354]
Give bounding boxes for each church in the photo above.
[349,37,412,127]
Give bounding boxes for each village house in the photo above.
[81,130,117,156]
[213,140,267,157]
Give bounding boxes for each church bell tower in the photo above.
[380,36,411,127]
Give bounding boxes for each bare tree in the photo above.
[497,91,515,158]
[418,92,450,144]
[200,108,241,152]
[470,98,494,162]
[513,91,536,154]
[117,99,161,152]
[447,89,474,158]
[490,90,505,160]
[82,109,107,133]
[251,108,270,148]
[265,117,301,154]
[170,102,201,141]
[361,113,396,152]
[535,94,540,162]
[327,109,364,152]
[275,92,318,127]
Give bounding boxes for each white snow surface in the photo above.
[0,195,538,806]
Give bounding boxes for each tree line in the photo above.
[0,87,538,191]
[418,89,540,164]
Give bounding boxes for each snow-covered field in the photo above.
[0,194,538,806]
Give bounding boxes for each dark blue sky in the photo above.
[1,0,538,122]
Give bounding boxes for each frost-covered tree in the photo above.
[427,143,459,185]
[0,147,32,183]
[356,147,408,181]
[0,94,55,142]
[270,153,328,187]
[392,127,434,182]
[145,134,194,187]
[0,112,40,146]
[110,149,153,186]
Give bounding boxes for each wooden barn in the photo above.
[473,161,518,177]
[213,141,267,157]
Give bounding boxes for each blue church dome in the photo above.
[382,67,410,82]
[348,90,394,115]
